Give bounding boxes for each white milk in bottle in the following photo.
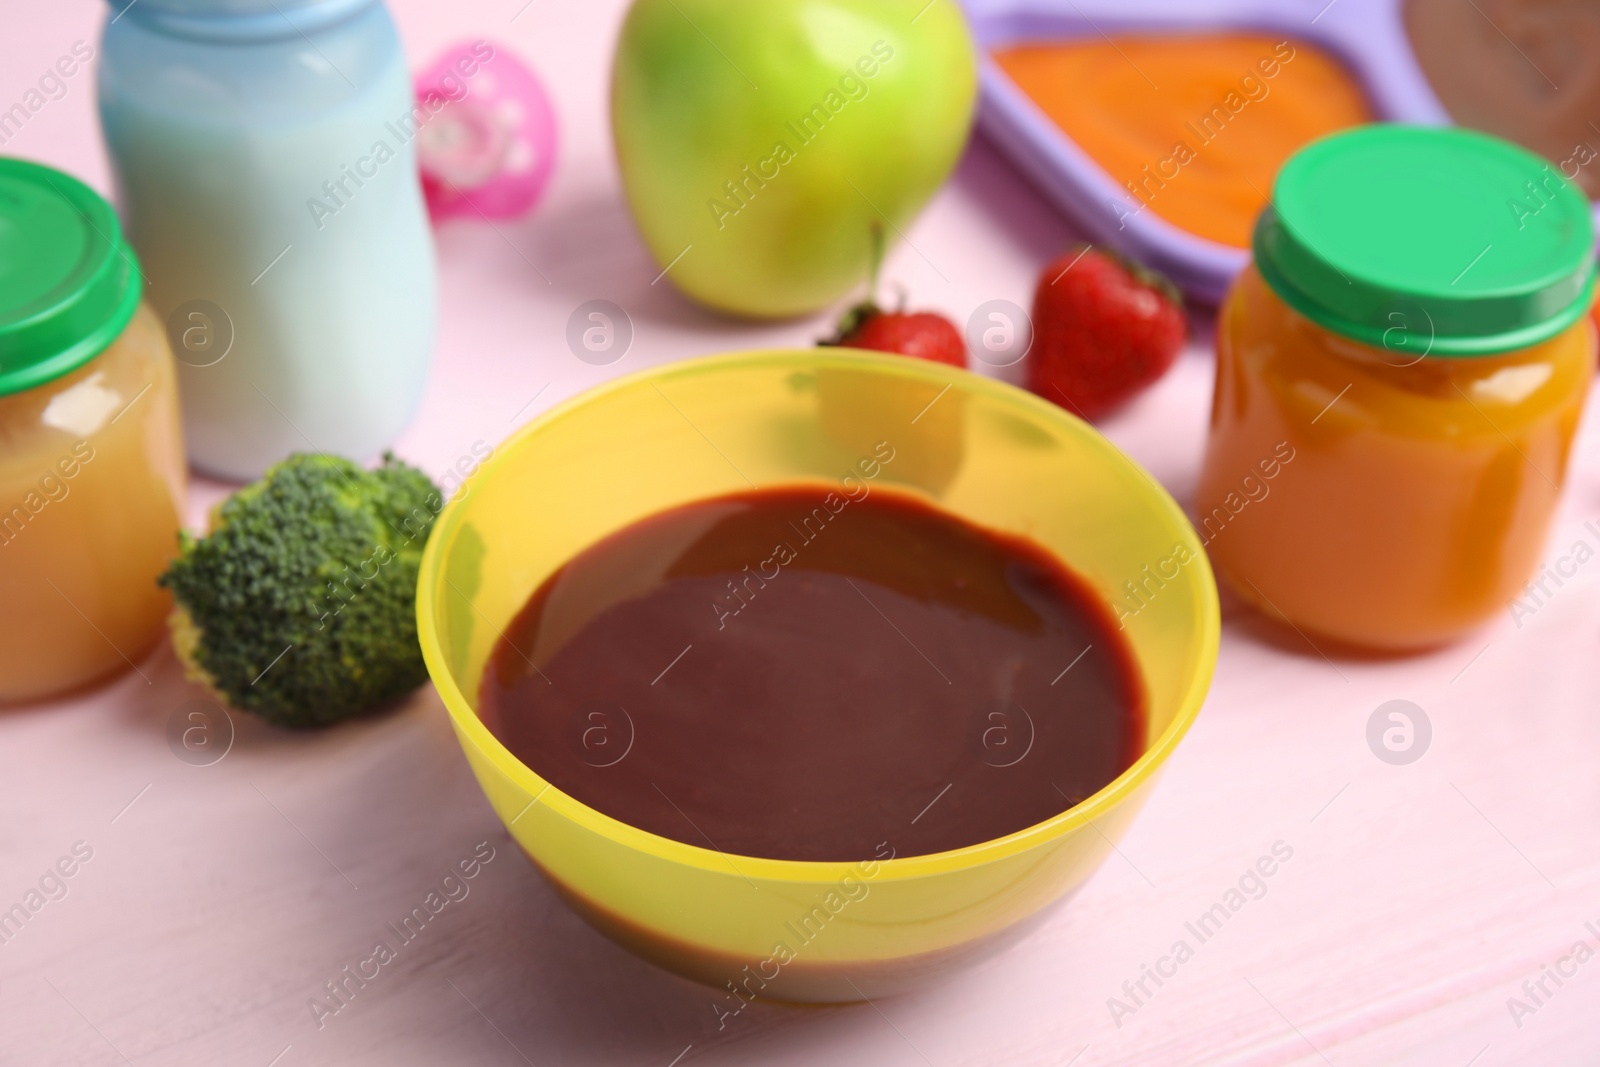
[99,0,436,480]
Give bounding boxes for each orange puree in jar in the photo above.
[1200,267,1591,648]
[993,35,1372,248]
[1196,126,1597,650]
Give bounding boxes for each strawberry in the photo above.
[1026,245,1185,421]
[826,302,967,367]
[819,221,967,368]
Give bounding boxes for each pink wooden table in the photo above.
[4,2,1599,1064]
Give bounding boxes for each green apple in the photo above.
[611,0,976,318]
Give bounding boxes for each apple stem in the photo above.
[816,221,891,347]
[866,220,886,304]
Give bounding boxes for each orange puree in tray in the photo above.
[993,35,1373,248]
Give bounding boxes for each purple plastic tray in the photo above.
[966,0,1455,302]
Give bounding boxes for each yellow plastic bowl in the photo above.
[417,349,1219,1003]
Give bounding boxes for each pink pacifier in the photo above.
[414,40,557,221]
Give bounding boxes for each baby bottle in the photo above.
[98,0,436,480]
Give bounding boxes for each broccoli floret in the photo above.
[159,452,442,728]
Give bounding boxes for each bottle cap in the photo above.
[0,157,141,397]
[1255,124,1597,356]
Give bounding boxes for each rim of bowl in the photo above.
[417,348,1220,884]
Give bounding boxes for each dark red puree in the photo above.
[478,486,1145,862]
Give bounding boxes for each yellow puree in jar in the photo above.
[0,305,186,702]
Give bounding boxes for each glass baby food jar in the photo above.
[1196,126,1596,651]
[0,159,186,703]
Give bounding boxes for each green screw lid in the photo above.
[1254,125,1597,357]
[0,157,141,396]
